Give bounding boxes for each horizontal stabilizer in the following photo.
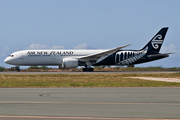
[147,53,173,58]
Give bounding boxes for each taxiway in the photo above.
[0,88,180,119]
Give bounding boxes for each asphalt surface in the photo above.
[0,71,179,74]
[0,88,180,120]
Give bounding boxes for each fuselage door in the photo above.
[19,55,24,60]
[16,54,25,65]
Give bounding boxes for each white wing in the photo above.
[78,44,131,64]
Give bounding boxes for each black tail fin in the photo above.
[141,27,168,54]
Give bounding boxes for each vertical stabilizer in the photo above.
[141,27,168,54]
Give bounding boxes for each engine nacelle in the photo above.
[62,58,78,69]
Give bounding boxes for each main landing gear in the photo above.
[83,66,94,72]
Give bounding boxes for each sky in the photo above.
[0,0,180,68]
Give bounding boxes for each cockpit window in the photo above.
[9,55,14,57]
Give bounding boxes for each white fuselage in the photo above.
[4,49,107,66]
[4,27,170,71]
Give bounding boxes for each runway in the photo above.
[0,88,180,119]
[0,71,179,74]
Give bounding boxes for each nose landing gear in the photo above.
[15,66,20,72]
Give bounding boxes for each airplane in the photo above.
[4,27,171,72]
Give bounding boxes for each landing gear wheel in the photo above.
[15,66,20,72]
[83,68,94,72]
[89,68,94,71]
[83,68,86,71]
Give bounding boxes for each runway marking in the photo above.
[0,101,180,106]
[0,116,179,120]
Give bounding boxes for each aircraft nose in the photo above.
[4,57,14,64]
[4,56,18,65]
[4,57,9,64]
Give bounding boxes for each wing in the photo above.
[78,44,131,65]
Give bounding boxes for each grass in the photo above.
[0,73,180,87]
[3,66,180,72]
[111,66,180,71]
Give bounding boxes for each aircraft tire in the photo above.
[83,68,94,72]
[15,67,20,72]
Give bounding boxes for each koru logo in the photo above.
[151,34,163,49]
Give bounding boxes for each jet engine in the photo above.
[62,58,78,68]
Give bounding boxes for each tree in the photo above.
[28,66,39,69]
[39,66,48,69]
[0,66,5,72]
[127,64,134,67]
